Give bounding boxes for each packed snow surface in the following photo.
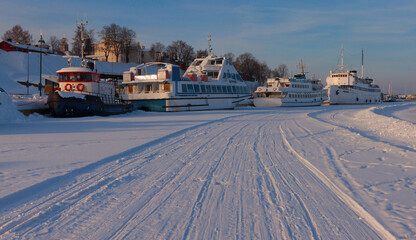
[0,102,415,239]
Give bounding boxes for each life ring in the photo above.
[258,88,262,91]
[273,87,277,91]
[76,84,85,91]
[64,84,72,91]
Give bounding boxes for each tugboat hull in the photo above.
[47,92,132,117]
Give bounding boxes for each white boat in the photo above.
[121,54,251,112]
[11,94,48,115]
[326,48,382,104]
[253,62,327,107]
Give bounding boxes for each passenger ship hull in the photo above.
[253,97,324,107]
[47,91,132,117]
[328,85,382,105]
[128,95,250,112]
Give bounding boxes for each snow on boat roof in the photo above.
[56,67,95,74]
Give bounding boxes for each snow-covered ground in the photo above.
[0,101,415,239]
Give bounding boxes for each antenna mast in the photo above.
[207,34,212,56]
[361,48,364,78]
[336,44,346,72]
[76,20,88,66]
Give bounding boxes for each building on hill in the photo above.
[94,41,155,63]
[0,41,55,54]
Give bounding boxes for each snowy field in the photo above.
[0,102,416,239]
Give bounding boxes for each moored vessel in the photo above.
[47,21,132,117]
[326,47,382,104]
[47,65,132,117]
[120,36,251,112]
[253,61,327,107]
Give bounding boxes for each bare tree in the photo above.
[72,25,95,57]
[224,52,235,62]
[276,64,289,77]
[166,40,195,67]
[48,36,61,53]
[233,53,270,83]
[98,26,113,61]
[2,25,32,44]
[196,49,208,58]
[120,26,136,63]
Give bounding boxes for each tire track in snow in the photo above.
[181,121,251,240]
[0,113,250,239]
[254,116,321,240]
[279,123,396,240]
[107,121,250,240]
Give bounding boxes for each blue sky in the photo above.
[1,0,416,93]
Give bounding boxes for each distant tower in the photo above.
[60,35,68,53]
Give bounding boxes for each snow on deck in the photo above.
[0,103,415,239]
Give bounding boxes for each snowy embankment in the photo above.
[0,50,137,94]
[0,92,25,124]
[0,103,415,239]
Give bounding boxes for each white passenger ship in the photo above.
[253,62,327,107]
[121,48,251,111]
[326,48,382,104]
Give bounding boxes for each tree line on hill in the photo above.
[2,24,289,83]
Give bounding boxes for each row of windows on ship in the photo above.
[258,92,326,99]
[182,83,249,94]
[339,85,381,92]
[123,83,250,94]
[59,73,100,82]
[196,71,243,81]
[291,83,310,89]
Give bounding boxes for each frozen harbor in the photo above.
[0,102,415,239]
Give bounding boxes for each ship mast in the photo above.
[297,59,307,75]
[361,48,364,78]
[336,44,346,72]
[76,20,88,67]
[207,34,212,56]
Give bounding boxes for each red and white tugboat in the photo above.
[47,21,132,117]
[47,63,132,117]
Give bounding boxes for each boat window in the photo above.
[232,73,236,80]
[63,73,69,81]
[223,73,227,79]
[217,85,222,93]
[206,85,211,93]
[145,84,152,93]
[182,84,188,93]
[70,74,77,82]
[77,73,83,81]
[201,85,206,93]
[222,86,227,93]
[187,84,194,93]
[59,74,64,82]
[215,60,223,65]
[227,86,232,93]
[212,85,217,93]
[194,84,200,93]
[232,86,236,93]
[193,60,203,66]
[85,73,92,82]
